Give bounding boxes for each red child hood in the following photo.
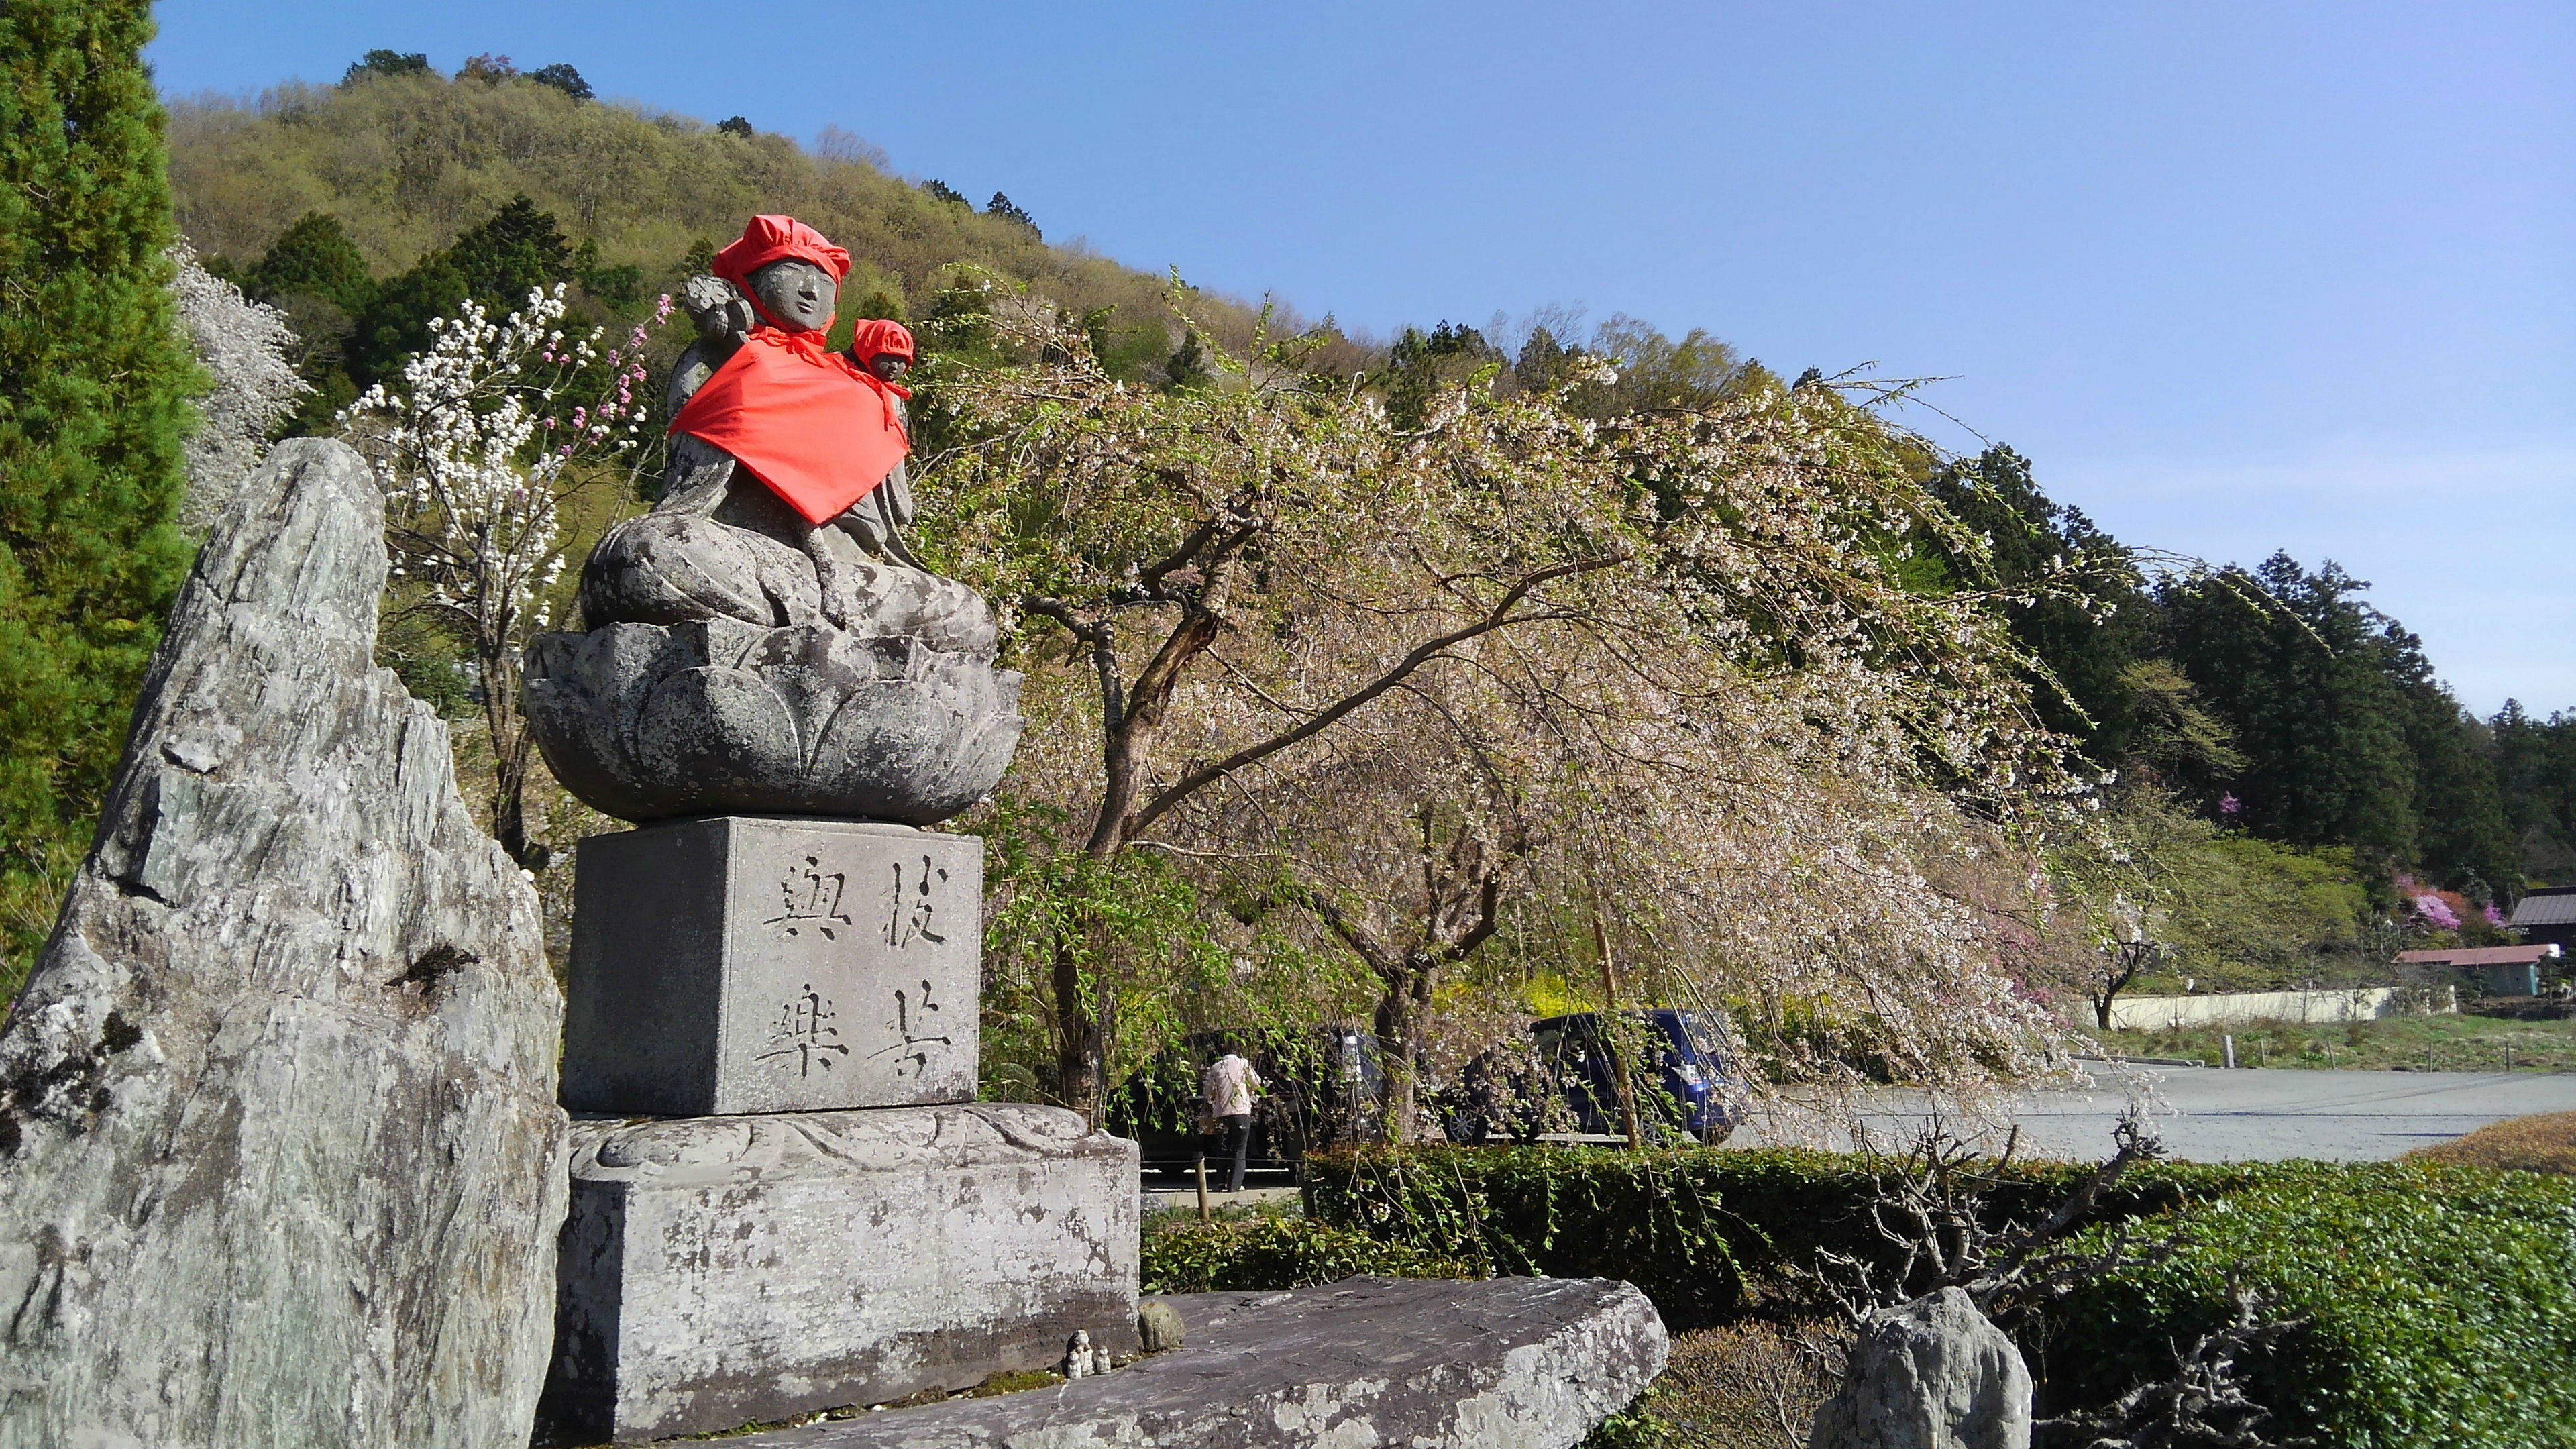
[670,327,909,527]
[848,317,916,375]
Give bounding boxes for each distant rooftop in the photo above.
[2510,886,2576,928]
[2396,944,2563,967]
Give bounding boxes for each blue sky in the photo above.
[149,2,2574,714]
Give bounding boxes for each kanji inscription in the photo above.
[888,853,949,949]
[873,978,953,1079]
[755,982,850,1077]
[767,854,851,939]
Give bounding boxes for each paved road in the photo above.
[1729,1066,2576,1163]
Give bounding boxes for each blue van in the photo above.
[1523,1009,1746,1144]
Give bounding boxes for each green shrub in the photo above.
[1303,1146,2576,1444]
[1303,1145,2260,1329]
[2037,1162,2576,1449]
[1138,1216,1472,1295]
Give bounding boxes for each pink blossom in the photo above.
[2484,903,2508,928]
[2411,893,2462,931]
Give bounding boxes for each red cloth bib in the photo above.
[669,327,910,527]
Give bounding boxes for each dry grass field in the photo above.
[1603,1312,1845,1448]
[2404,1111,2576,1175]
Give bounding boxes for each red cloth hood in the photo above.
[669,327,910,527]
[713,215,851,288]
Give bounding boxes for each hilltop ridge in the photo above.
[167,64,1257,384]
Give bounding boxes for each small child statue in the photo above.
[1061,1329,1093,1379]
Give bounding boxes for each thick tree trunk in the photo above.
[1052,932,1108,1124]
[1373,969,1419,1145]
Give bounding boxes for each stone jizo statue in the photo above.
[582,218,990,652]
[525,214,1021,825]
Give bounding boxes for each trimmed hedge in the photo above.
[1301,1145,2576,1447]
[1302,1144,2259,1328]
[2037,1162,2576,1449]
[1138,1216,1472,1295]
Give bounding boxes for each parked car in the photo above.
[1442,1009,1746,1146]
[1108,1025,1383,1181]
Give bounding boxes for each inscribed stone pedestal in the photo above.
[537,1104,1140,1443]
[561,815,981,1116]
[0,439,568,1449]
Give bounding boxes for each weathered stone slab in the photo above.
[0,438,569,1449]
[702,1275,1666,1449]
[561,815,980,1115]
[537,1103,1139,1444]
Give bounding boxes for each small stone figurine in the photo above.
[1061,1330,1093,1379]
[1090,1344,1115,1376]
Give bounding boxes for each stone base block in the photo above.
[537,1104,1140,1444]
[563,815,981,1116]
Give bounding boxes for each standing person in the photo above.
[1201,1045,1265,1193]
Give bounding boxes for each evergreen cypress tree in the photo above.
[0,0,201,991]
[448,194,572,302]
[1925,446,2155,763]
[984,192,1040,239]
[345,195,572,388]
[245,211,374,431]
[243,211,375,313]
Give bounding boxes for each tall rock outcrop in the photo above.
[0,439,569,1448]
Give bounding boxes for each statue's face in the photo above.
[870,353,909,383]
[747,259,837,333]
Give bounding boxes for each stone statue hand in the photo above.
[682,274,753,347]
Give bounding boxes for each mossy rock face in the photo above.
[965,1369,1064,1398]
[1138,1299,1186,1353]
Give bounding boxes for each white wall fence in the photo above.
[2103,985,2455,1032]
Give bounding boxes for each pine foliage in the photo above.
[0,0,202,987]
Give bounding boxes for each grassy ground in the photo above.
[2096,1004,2576,1073]
[1601,1314,1843,1448]
[2405,1111,2576,1175]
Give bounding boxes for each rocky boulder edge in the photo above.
[0,438,570,1449]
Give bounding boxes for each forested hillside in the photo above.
[166,54,1261,433]
[1925,445,2576,910]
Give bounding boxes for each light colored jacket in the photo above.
[1201,1054,1264,1118]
